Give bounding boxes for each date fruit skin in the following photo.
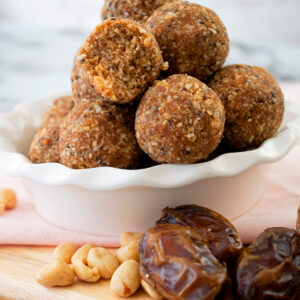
[234,227,300,300]
[157,205,243,266]
[215,278,234,300]
[140,223,228,300]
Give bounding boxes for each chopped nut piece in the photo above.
[208,28,218,34]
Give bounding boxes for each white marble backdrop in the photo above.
[0,0,300,112]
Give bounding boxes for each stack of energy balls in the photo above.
[29,0,284,169]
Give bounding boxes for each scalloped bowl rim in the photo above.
[0,92,299,191]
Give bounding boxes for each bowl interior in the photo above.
[0,93,299,191]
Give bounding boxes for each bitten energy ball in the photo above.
[72,18,166,104]
[208,64,284,150]
[135,74,225,164]
[101,0,176,23]
[29,96,75,163]
[59,100,142,169]
[146,1,229,81]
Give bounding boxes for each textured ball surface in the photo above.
[146,1,229,81]
[29,96,75,163]
[102,0,176,23]
[60,99,142,169]
[135,74,225,164]
[208,64,284,150]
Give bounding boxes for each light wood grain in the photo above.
[0,246,151,300]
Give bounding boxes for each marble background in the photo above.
[0,0,300,112]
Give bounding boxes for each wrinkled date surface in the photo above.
[234,227,300,300]
[215,278,234,300]
[140,223,228,300]
[157,205,243,266]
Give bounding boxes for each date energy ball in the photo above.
[102,0,176,23]
[59,99,142,169]
[29,96,75,163]
[146,1,229,81]
[29,126,61,164]
[208,64,285,150]
[71,18,166,104]
[135,74,225,164]
[41,96,75,127]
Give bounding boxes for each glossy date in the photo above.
[140,223,228,300]
[234,227,300,300]
[157,205,243,266]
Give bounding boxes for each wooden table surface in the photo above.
[0,246,150,300]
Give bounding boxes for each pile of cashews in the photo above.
[36,232,161,299]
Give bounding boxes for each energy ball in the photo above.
[146,1,229,81]
[71,18,166,104]
[29,96,75,163]
[101,0,176,23]
[41,96,75,127]
[208,64,284,150]
[135,74,225,164]
[71,57,96,104]
[29,126,61,164]
[59,99,142,169]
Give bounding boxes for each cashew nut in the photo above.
[0,189,17,210]
[71,244,100,282]
[141,279,162,299]
[110,260,141,297]
[120,232,143,247]
[53,242,79,264]
[87,247,119,279]
[36,260,74,287]
[116,240,140,263]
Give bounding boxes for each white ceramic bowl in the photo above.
[0,93,300,237]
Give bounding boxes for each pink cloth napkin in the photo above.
[0,82,299,246]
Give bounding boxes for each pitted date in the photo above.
[140,223,228,300]
[234,227,300,300]
[157,205,243,266]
